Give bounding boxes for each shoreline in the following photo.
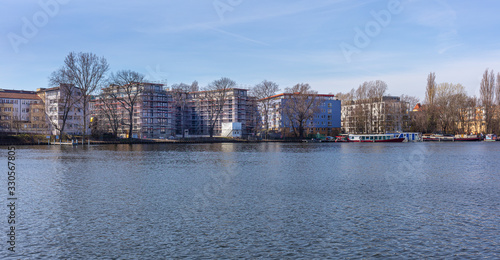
[0,138,305,146]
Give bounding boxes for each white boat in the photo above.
[348,134,405,143]
[387,132,422,142]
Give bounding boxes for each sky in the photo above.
[1,0,500,100]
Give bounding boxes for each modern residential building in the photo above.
[37,84,86,135]
[0,89,49,134]
[93,82,175,139]
[187,88,258,136]
[341,96,410,134]
[261,93,341,138]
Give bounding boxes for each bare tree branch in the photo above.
[49,52,109,140]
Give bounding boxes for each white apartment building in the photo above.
[341,96,410,134]
[37,84,86,135]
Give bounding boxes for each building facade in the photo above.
[261,93,341,138]
[37,84,86,135]
[0,89,49,134]
[93,82,175,139]
[341,96,410,134]
[187,88,258,137]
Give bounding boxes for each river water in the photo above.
[1,142,499,259]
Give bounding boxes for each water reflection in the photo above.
[2,142,499,258]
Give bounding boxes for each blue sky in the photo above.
[1,0,500,100]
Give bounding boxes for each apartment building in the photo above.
[261,93,341,137]
[187,88,258,136]
[0,89,48,134]
[37,84,86,135]
[341,96,410,134]
[93,82,175,139]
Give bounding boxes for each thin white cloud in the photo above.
[206,26,270,46]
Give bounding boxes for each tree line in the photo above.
[415,70,500,135]
[48,52,325,140]
[49,52,499,139]
[334,80,419,134]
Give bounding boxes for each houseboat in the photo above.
[422,134,455,142]
[484,134,497,142]
[454,134,482,141]
[423,134,482,141]
[348,134,405,143]
[334,135,350,142]
[387,132,422,142]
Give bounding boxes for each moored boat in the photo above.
[484,134,497,142]
[334,135,350,142]
[348,134,405,143]
[423,134,482,141]
[454,134,482,141]
[422,134,454,142]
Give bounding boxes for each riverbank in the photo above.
[0,135,303,146]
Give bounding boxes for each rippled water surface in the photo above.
[2,142,499,259]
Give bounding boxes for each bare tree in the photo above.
[458,96,477,134]
[425,72,437,105]
[50,52,109,141]
[108,70,145,139]
[400,95,420,132]
[96,88,122,137]
[400,95,420,111]
[40,83,81,137]
[171,81,197,138]
[480,69,496,133]
[250,80,280,139]
[189,80,199,92]
[368,80,388,99]
[435,83,467,134]
[409,106,427,133]
[368,80,387,133]
[425,72,437,133]
[203,77,236,137]
[281,83,320,138]
[351,80,387,133]
[334,89,355,102]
